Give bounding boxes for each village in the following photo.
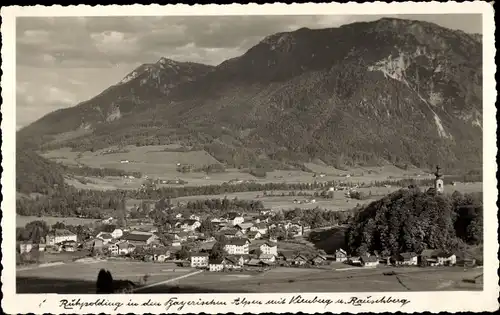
[17,203,470,275]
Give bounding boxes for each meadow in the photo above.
[164,266,483,293]
[16,260,194,293]
[16,214,98,228]
[40,146,482,197]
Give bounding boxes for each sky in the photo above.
[16,14,482,130]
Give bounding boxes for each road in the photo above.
[132,269,203,292]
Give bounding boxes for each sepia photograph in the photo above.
[1,2,498,314]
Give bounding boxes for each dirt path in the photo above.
[132,270,203,292]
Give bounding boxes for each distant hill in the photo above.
[16,147,65,194]
[18,18,483,171]
[345,188,483,256]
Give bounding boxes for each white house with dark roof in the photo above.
[190,252,209,268]
[46,229,77,245]
[224,238,250,255]
[259,253,276,263]
[234,222,254,233]
[208,258,224,272]
[246,230,262,240]
[178,219,201,232]
[250,223,268,235]
[260,241,278,256]
[221,229,244,239]
[224,212,244,226]
[335,248,348,262]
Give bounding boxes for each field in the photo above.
[16,260,195,293]
[40,146,483,196]
[145,266,483,293]
[172,182,482,212]
[16,215,98,228]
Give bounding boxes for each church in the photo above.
[434,166,444,194]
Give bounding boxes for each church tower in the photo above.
[434,166,444,194]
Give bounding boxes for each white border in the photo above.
[1,2,498,314]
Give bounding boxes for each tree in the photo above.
[176,246,191,260]
[23,220,50,243]
[253,248,263,257]
[210,242,227,260]
[96,269,114,293]
[116,198,127,227]
[198,219,216,236]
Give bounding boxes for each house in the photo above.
[46,229,77,245]
[95,232,114,244]
[361,256,379,267]
[260,241,278,256]
[152,247,171,262]
[102,217,114,224]
[435,252,457,266]
[250,223,268,235]
[287,223,303,237]
[419,250,456,266]
[99,225,123,239]
[122,232,159,246]
[348,256,362,266]
[221,229,244,239]
[179,219,201,232]
[117,242,135,255]
[259,253,276,263]
[335,249,348,262]
[259,209,272,215]
[224,255,244,269]
[37,243,46,252]
[246,258,266,267]
[107,243,119,256]
[224,238,250,255]
[310,255,327,265]
[211,218,224,224]
[246,230,262,240]
[234,223,254,233]
[190,252,209,268]
[18,242,33,254]
[396,252,418,266]
[256,223,268,235]
[293,254,309,266]
[224,212,245,226]
[278,251,296,263]
[253,215,271,224]
[209,258,224,272]
[189,214,200,221]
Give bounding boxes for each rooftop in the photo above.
[122,232,154,242]
[50,229,76,237]
[191,252,210,257]
[227,238,250,246]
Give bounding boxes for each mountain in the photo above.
[16,148,65,194]
[18,18,483,170]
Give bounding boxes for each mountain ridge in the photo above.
[18,18,483,170]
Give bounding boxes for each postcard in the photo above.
[1,2,498,314]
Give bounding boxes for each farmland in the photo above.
[16,260,195,293]
[16,215,98,228]
[38,146,482,198]
[138,266,483,293]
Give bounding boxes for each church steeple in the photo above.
[434,165,444,194]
